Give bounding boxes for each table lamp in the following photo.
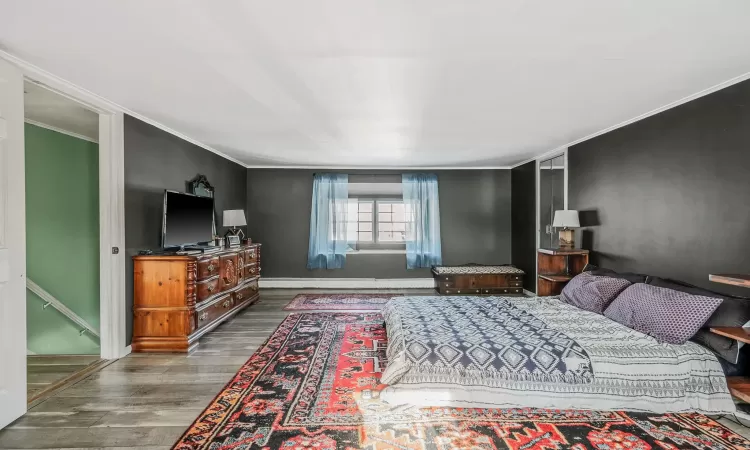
[223,209,246,240]
[552,210,580,249]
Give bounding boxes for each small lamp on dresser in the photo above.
[553,210,580,249]
[223,209,246,247]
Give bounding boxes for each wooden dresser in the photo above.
[432,265,525,295]
[132,243,261,353]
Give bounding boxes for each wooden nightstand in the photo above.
[537,248,589,296]
[708,273,750,403]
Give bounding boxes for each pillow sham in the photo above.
[648,276,750,363]
[560,272,631,314]
[603,283,723,345]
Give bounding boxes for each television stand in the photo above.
[132,243,262,353]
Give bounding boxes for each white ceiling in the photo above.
[2,1,750,168]
[24,81,99,141]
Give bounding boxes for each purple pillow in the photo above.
[603,283,723,345]
[560,273,631,314]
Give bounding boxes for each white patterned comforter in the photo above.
[380,296,734,414]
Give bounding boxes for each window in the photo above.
[350,200,374,243]
[376,201,407,242]
[348,198,407,251]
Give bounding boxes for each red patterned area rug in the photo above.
[173,313,750,450]
[282,293,401,311]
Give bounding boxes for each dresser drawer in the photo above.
[197,257,220,280]
[244,262,260,278]
[196,276,220,302]
[234,280,259,304]
[195,294,234,330]
[498,287,519,295]
[245,247,259,263]
[488,287,523,295]
[442,288,481,295]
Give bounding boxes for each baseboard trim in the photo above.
[523,289,536,297]
[259,277,435,289]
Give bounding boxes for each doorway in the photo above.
[23,81,104,403]
[0,55,126,429]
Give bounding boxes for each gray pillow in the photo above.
[648,276,750,364]
[561,272,631,314]
[603,283,723,345]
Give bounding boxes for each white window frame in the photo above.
[348,196,407,253]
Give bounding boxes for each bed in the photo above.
[380,295,735,414]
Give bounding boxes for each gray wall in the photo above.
[569,77,750,297]
[246,169,512,278]
[124,115,247,344]
[511,161,537,292]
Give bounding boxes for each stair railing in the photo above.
[26,278,100,339]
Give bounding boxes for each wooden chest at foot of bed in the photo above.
[432,265,525,295]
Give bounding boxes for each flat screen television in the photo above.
[162,190,215,248]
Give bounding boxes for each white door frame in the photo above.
[1,53,128,362]
[0,56,28,429]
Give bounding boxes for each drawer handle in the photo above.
[251,285,258,292]
[199,311,208,322]
[222,300,231,308]
[207,284,215,292]
[237,293,243,300]
[207,264,216,272]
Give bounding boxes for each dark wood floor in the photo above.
[0,289,431,449]
[1,288,747,448]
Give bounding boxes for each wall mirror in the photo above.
[188,174,214,198]
[539,154,565,249]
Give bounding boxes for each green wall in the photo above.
[25,123,100,355]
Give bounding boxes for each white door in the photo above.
[0,57,27,429]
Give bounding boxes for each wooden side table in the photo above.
[537,248,589,296]
[708,273,750,403]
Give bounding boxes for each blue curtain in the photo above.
[307,173,351,269]
[402,173,442,269]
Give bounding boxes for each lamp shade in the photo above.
[552,210,580,228]
[222,209,247,227]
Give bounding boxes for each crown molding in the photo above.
[245,165,514,170]
[0,50,248,168]
[511,70,750,169]
[24,119,98,143]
